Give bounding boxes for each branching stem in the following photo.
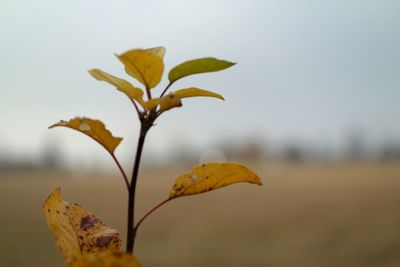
[126,120,152,253]
[125,81,178,254]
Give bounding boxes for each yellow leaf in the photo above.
[146,46,166,59]
[143,98,161,111]
[159,93,182,112]
[143,95,182,112]
[49,117,122,154]
[88,69,145,106]
[43,188,81,265]
[173,87,224,100]
[168,57,236,84]
[43,188,121,266]
[169,162,262,198]
[71,252,141,267]
[117,49,164,89]
[67,202,121,255]
[143,88,223,112]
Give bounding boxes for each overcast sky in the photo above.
[1,0,399,167]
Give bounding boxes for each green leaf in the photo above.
[168,57,235,83]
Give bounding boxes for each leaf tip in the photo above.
[48,120,62,129]
[88,69,97,76]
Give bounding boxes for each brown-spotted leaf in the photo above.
[173,87,224,100]
[169,162,262,198]
[117,49,164,89]
[88,69,145,106]
[66,202,120,255]
[43,188,81,265]
[49,117,122,154]
[43,188,121,266]
[71,252,141,267]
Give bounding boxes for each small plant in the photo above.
[44,46,262,267]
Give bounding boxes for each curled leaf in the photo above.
[143,88,222,112]
[169,162,262,198]
[117,49,164,89]
[49,117,122,154]
[174,87,224,100]
[43,188,121,266]
[143,93,182,112]
[71,252,141,267]
[88,69,145,106]
[160,93,182,112]
[168,57,236,84]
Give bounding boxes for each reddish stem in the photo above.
[110,153,130,190]
[145,87,152,101]
[130,98,141,118]
[135,198,171,232]
[160,81,174,98]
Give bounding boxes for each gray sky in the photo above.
[1,0,399,166]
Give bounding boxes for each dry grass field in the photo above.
[0,162,400,267]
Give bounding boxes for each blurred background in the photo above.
[1,0,400,266]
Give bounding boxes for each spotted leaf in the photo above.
[43,188,121,266]
[49,117,122,154]
[169,162,262,198]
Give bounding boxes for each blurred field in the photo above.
[1,162,400,267]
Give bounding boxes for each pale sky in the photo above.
[1,0,399,167]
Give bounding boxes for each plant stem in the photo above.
[160,81,174,98]
[129,98,141,119]
[110,153,130,190]
[135,198,171,233]
[126,122,150,253]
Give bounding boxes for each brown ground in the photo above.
[0,162,400,267]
